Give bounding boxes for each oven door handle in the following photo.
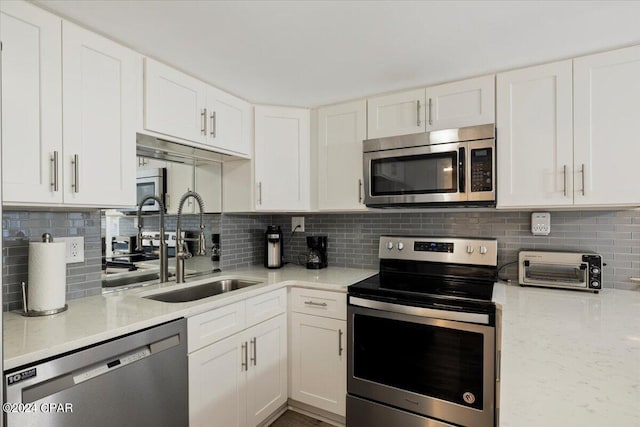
[349,296,489,325]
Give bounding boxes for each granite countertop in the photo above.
[497,282,640,427]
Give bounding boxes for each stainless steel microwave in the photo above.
[135,168,166,212]
[363,124,496,207]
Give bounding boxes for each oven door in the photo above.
[363,141,465,206]
[347,297,496,427]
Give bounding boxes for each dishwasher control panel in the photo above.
[73,347,151,384]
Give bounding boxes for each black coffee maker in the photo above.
[306,236,328,269]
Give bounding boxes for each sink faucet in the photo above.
[136,195,169,283]
[175,190,206,283]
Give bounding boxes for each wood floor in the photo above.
[269,410,333,427]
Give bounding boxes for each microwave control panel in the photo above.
[470,148,493,192]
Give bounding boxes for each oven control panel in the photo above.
[379,236,497,266]
[414,241,454,253]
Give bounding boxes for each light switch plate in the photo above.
[531,212,551,236]
[57,236,85,263]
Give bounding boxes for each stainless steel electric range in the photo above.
[347,236,501,427]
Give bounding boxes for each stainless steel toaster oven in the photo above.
[518,250,603,293]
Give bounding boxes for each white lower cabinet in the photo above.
[289,288,347,417]
[290,312,346,416]
[245,314,288,426]
[190,332,246,427]
[188,289,287,427]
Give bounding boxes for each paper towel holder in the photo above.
[20,233,68,317]
[21,281,68,317]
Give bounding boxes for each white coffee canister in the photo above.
[25,233,68,316]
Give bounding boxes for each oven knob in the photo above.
[466,245,474,254]
[591,281,600,288]
[397,242,404,251]
[386,241,394,250]
[479,246,488,254]
[591,267,600,275]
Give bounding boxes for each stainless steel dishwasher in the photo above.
[4,318,187,427]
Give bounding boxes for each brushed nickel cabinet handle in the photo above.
[563,164,567,197]
[257,182,262,205]
[250,337,257,366]
[416,100,421,127]
[72,154,79,193]
[428,98,433,126]
[581,163,586,196]
[241,342,248,371]
[210,111,216,138]
[304,300,327,307]
[201,109,207,135]
[358,179,363,204]
[51,151,59,192]
[338,329,343,356]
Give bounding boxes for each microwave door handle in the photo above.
[458,147,466,193]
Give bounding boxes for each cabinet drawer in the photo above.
[245,288,287,327]
[188,301,246,353]
[290,288,347,320]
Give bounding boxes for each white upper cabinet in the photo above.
[62,22,137,206]
[254,106,310,211]
[165,162,194,214]
[425,75,495,131]
[497,60,574,208]
[1,2,136,208]
[144,58,252,157]
[317,100,367,211]
[497,45,640,209]
[144,58,208,144]
[367,88,426,139]
[1,1,62,204]
[207,87,253,157]
[573,45,640,206]
[195,162,223,213]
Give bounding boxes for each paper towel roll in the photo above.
[28,241,66,312]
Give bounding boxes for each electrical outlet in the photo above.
[57,236,85,263]
[531,212,551,236]
[292,217,305,233]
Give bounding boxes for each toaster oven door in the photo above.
[521,262,588,289]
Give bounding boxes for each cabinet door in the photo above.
[574,45,640,206]
[144,58,208,144]
[207,87,253,157]
[496,60,573,208]
[425,75,495,131]
[62,21,137,206]
[137,156,167,170]
[1,1,62,204]
[290,313,346,416]
[246,314,288,427]
[317,100,367,210]
[195,162,222,213]
[367,88,426,138]
[166,162,194,214]
[254,106,310,211]
[189,333,246,427]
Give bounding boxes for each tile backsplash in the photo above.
[222,210,640,291]
[3,208,639,311]
[2,210,102,311]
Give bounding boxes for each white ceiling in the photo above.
[34,0,640,108]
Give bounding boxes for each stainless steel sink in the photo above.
[144,279,261,303]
